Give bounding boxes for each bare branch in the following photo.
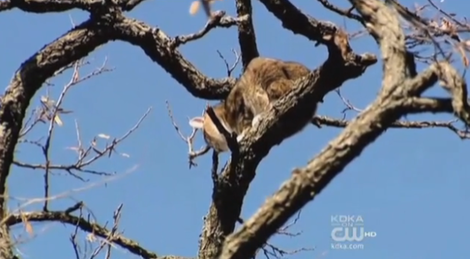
[119,0,148,11]
[313,115,470,139]
[69,206,83,259]
[258,0,358,59]
[13,107,152,177]
[89,204,123,259]
[235,0,260,68]
[352,0,409,91]
[171,11,248,48]
[111,17,237,100]
[40,59,112,211]
[189,0,222,18]
[0,0,148,13]
[165,101,210,168]
[216,49,241,77]
[432,64,470,124]
[404,97,454,114]
[0,18,111,257]
[236,211,312,259]
[316,0,363,23]
[6,204,191,259]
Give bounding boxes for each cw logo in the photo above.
[331,227,377,242]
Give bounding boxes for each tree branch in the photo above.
[0,0,102,13]
[404,97,454,114]
[402,61,470,125]
[171,11,246,48]
[258,0,354,59]
[354,0,409,94]
[316,0,363,23]
[235,0,259,68]
[313,115,470,139]
[110,17,237,100]
[118,0,148,11]
[5,204,190,259]
[0,17,114,258]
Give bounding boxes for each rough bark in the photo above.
[0,0,468,259]
[235,0,259,68]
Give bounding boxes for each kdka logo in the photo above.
[330,215,377,250]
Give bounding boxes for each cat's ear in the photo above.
[189,117,204,129]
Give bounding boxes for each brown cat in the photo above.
[189,57,316,153]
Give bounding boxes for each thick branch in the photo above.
[404,97,453,114]
[258,0,353,58]
[403,61,470,124]
[118,0,147,11]
[110,17,236,100]
[430,64,470,125]
[0,18,111,258]
[235,0,259,68]
[352,0,408,94]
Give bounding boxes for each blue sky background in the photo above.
[1,0,470,258]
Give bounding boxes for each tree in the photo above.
[0,0,469,258]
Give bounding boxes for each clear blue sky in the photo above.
[1,0,470,258]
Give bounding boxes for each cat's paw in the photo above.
[236,131,246,143]
[251,114,263,128]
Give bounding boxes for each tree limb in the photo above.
[235,0,259,68]
[0,16,118,259]
[110,17,237,100]
[316,0,364,23]
[258,0,353,58]
[0,0,103,13]
[0,0,147,13]
[6,205,190,259]
[404,97,454,114]
[313,115,470,139]
[171,11,247,48]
